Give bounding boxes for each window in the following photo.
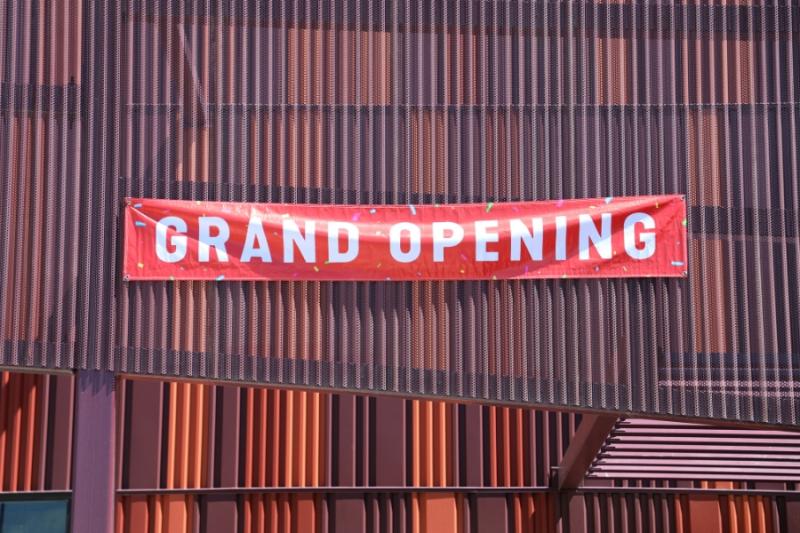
[0,500,69,533]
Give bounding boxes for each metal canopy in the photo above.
[585,418,800,483]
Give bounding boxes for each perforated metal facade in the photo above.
[1,1,799,425]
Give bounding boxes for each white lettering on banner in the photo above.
[328,221,359,263]
[555,216,567,261]
[241,217,272,263]
[155,216,188,263]
[150,212,662,264]
[509,218,544,261]
[389,222,422,262]
[475,220,499,261]
[283,219,316,263]
[198,216,230,262]
[624,212,657,259]
[432,222,465,262]
[578,213,612,260]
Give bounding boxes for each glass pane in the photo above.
[0,500,69,533]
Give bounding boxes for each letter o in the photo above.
[389,222,421,263]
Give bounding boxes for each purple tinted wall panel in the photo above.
[71,370,116,533]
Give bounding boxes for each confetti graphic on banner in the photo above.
[123,195,688,281]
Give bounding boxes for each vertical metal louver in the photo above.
[0,1,798,425]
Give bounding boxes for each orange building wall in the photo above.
[0,371,796,531]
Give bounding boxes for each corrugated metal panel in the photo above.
[588,417,800,482]
[1,1,799,425]
[114,490,796,533]
[116,377,577,491]
[571,490,789,533]
[116,493,551,533]
[115,376,577,531]
[0,0,82,368]
[0,370,73,492]
[0,371,795,531]
[112,378,800,532]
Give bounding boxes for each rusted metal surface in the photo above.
[0,1,799,426]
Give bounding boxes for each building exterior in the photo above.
[1,1,799,531]
[2,371,800,532]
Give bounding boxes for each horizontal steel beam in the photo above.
[114,485,800,497]
[0,491,72,501]
[116,485,551,495]
[589,472,800,482]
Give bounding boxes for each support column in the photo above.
[71,370,116,533]
[556,414,618,489]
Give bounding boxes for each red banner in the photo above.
[123,196,687,281]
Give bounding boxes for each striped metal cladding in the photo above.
[588,417,800,482]
[0,371,73,493]
[114,490,797,533]
[115,376,569,531]
[1,1,800,425]
[0,370,799,532]
[116,378,578,491]
[111,376,800,532]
